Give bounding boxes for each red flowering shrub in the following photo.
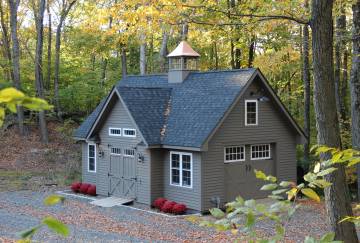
[87,185,97,196]
[71,182,82,193]
[153,198,168,209]
[161,201,176,213]
[79,183,90,194]
[172,203,187,215]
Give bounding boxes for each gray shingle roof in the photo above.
[73,97,107,139]
[118,87,172,145]
[74,69,257,147]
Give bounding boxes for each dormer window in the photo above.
[245,100,258,126]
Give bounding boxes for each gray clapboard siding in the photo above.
[94,95,151,204]
[202,78,297,211]
[162,150,202,211]
[150,149,164,202]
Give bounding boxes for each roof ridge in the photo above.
[125,73,167,77]
[191,68,257,74]
[121,68,256,79]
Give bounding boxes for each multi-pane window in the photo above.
[182,155,191,187]
[170,152,192,188]
[169,57,182,70]
[123,128,136,137]
[109,127,121,136]
[245,100,258,125]
[124,149,135,157]
[251,144,271,160]
[110,147,121,155]
[88,144,96,172]
[171,153,180,185]
[184,58,198,70]
[224,146,245,162]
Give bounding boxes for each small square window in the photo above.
[110,147,121,155]
[124,149,135,157]
[224,146,245,163]
[123,129,136,137]
[251,144,271,160]
[109,128,121,136]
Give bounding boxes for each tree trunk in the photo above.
[100,57,107,86]
[139,33,146,75]
[121,46,127,78]
[159,30,168,73]
[248,35,255,68]
[54,21,62,118]
[230,40,235,69]
[181,23,188,41]
[350,0,360,200]
[34,0,48,143]
[234,47,241,69]
[8,0,24,136]
[341,49,348,120]
[310,1,358,242]
[334,13,346,125]
[53,0,77,119]
[46,0,51,90]
[303,1,311,164]
[214,41,218,70]
[0,0,13,82]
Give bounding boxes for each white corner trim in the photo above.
[245,99,258,126]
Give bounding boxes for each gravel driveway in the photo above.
[0,190,338,242]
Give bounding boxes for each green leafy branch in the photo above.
[17,195,69,243]
[311,145,360,226]
[0,87,53,126]
[199,146,346,242]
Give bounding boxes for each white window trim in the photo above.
[109,127,122,136]
[123,148,135,158]
[88,143,96,173]
[250,144,271,160]
[123,128,136,138]
[224,146,246,163]
[170,151,193,189]
[110,147,122,156]
[245,99,258,126]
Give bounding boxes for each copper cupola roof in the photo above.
[167,41,200,57]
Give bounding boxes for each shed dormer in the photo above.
[167,41,200,83]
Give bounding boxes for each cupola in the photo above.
[167,41,200,83]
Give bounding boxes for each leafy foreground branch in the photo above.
[197,145,360,243]
[17,195,69,243]
[0,87,67,242]
[0,87,52,126]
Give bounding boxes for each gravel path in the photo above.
[0,190,338,242]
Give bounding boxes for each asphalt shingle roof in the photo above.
[74,69,257,148]
[118,87,172,145]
